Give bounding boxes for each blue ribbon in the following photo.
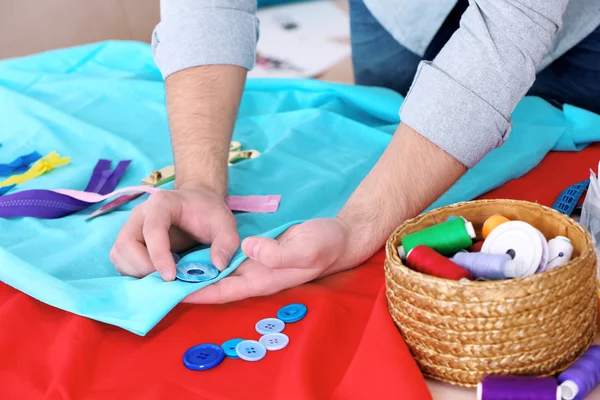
[0,151,42,176]
[0,184,15,196]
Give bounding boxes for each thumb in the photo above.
[209,224,240,271]
[242,235,312,269]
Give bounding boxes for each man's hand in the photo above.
[110,187,239,281]
[111,64,247,281]
[182,217,362,304]
[183,122,466,303]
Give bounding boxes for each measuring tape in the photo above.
[551,179,589,217]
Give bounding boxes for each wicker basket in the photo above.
[384,199,598,387]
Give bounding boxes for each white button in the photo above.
[255,318,285,335]
[235,340,267,362]
[259,333,289,351]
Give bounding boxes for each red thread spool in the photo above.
[469,241,484,252]
[406,245,473,281]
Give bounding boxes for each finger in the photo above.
[241,234,319,270]
[111,240,155,278]
[111,206,155,277]
[208,216,240,271]
[142,194,178,281]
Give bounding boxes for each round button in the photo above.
[277,303,307,323]
[255,318,285,335]
[259,333,289,351]
[183,343,225,371]
[221,338,244,359]
[235,340,267,362]
[176,261,219,283]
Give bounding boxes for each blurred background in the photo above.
[0,0,353,83]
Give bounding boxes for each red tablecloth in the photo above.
[2,144,600,400]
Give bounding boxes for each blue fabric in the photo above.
[0,41,600,336]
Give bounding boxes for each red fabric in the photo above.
[2,144,600,400]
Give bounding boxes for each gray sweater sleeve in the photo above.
[399,0,570,168]
[151,0,259,79]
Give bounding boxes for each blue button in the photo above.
[221,338,244,359]
[235,340,267,362]
[277,303,307,323]
[183,343,225,371]
[176,261,219,282]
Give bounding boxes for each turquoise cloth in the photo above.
[0,41,599,335]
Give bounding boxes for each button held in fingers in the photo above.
[176,261,219,282]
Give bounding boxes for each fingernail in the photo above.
[244,238,260,258]
[217,250,231,270]
[159,268,172,281]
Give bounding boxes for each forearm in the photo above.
[336,123,466,268]
[152,0,258,195]
[165,65,246,195]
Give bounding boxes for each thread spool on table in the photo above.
[558,345,600,400]
[478,375,561,400]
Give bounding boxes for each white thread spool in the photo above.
[546,236,574,270]
[481,221,544,278]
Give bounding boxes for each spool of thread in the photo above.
[558,345,600,400]
[478,375,561,400]
[406,245,472,281]
[482,215,511,239]
[481,221,544,278]
[546,236,574,270]
[450,252,518,280]
[397,217,475,258]
[470,241,484,252]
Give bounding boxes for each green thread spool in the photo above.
[397,217,476,258]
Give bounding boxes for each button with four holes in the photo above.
[259,333,289,351]
[183,343,225,371]
[255,317,285,335]
[277,303,307,323]
[221,338,244,359]
[235,340,267,362]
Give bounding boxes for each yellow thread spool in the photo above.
[482,214,511,239]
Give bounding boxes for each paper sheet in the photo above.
[250,0,351,78]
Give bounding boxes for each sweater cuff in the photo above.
[152,8,259,79]
[400,61,511,168]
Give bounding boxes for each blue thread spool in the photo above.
[450,252,520,280]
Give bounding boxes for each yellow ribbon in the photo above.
[0,151,70,188]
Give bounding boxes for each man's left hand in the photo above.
[182,217,363,303]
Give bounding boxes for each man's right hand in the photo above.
[110,187,240,281]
